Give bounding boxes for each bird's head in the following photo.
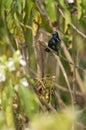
[52,32,59,38]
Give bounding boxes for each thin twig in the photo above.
[36,1,48,17]
[55,83,83,96]
[20,22,32,30]
[71,24,86,39]
[33,31,44,79]
[59,54,86,73]
[58,5,86,39]
[61,42,86,96]
[53,53,74,106]
[55,91,66,107]
[40,98,57,113]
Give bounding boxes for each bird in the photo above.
[45,32,61,52]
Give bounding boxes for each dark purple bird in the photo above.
[45,32,61,52]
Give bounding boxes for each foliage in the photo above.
[30,107,78,130]
[0,51,39,129]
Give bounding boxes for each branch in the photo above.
[55,83,83,96]
[33,30,44,79]
[61,42,86,97]
[39,98,57,113]
[59,54,86,73]
[55,91,67,107]
[57,5,86,39]
[53,53,74,106]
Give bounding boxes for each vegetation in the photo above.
[0,0,86,130]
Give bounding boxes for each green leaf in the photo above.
[64,9,71,32]
[2,80,15,129]
[45,0,57,23]
[81,0,86,17]
[0,55,7,64]
[0,111,6,128]
[5,99,15,129]
[25,75,36,87]
[30,107,78,130]
[17,0,22,14]
[24,0,33,24]
[32,9,42,36]
[58,0,66,9]
[76,0,82,19]
[6,8,25,42]
[0,0,4,17]
[58,0,71,32]
[19,85,39,119]
[4,0,13,9]
[2,80,14,109]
